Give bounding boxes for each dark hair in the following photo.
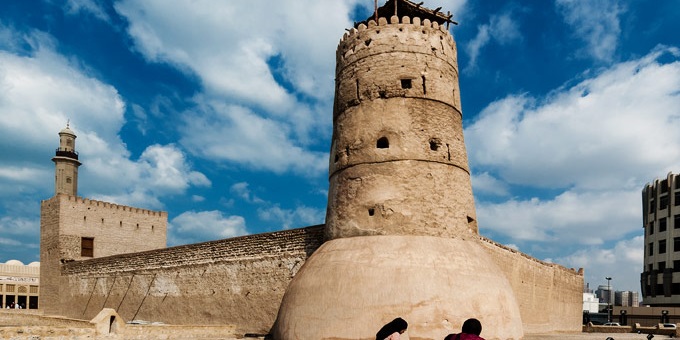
[462,318,482,336]
[376,317,408,340]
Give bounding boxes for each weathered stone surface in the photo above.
[273,236,524,340]
[54,226,324,333]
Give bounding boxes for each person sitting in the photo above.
[444,318,485,340]
[376,317,408,340]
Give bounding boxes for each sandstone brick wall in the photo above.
[40,194,167,316]
[55,225,324,333]
[50,194,167,260]
[479,236,584,334]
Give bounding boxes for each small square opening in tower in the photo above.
[401,79,412,89]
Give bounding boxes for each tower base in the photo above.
[272,235,523,340]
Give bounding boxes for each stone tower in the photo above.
[52,123,81,196]
[40,124,167,315]
[273,2,523,339]
[325,3,476,240]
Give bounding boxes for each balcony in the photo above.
[54,148,79,160]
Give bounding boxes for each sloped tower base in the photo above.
[272,235,523,340]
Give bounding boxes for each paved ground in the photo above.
[525,333,671,340]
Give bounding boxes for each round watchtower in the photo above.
[52,123,81,196]
[326,15,476,240]
[273,12,523,340]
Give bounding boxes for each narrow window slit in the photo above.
[422,75,427,95]
[368,208,375,216]
[377,137,389,149]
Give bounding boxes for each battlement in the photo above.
[56,194,167,217]
[61,225,325,275]
[337,16,456,68]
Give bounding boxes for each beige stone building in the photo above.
[38,1,584,339]
[0,260,39,309]
[40,124,167,316]
[642,172,680,305]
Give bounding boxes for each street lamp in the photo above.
[605,277,612,323]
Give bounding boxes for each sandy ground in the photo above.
[524,333,671,340]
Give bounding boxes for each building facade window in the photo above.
[660,239,667,254]
[660,218,668,232]
[81,237,94,257]
[650,222,655,235]
[675,191,680,206]
[675,237,680,252]
[675,215,680,229]
[675,260,680,272]
[659,261,666,271]
[661,196,669,210]
[649,242,654,256]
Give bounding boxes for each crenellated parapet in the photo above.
[62,194,167,217]
[334,16,460,117]
[337,16,456,66]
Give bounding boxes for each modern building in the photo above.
[641,172,680,305]
[616,290,640,307]
[0,260,39,309]
[596,284,614,307]
[583,292,600,313]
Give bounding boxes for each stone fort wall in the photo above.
[480,237,584,334]
[40,194,167,315]
[51,223,581,335]
[53,226,324,334]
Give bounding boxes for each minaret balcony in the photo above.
[55,148,79,160]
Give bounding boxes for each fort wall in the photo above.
[480,236,584,334]
[52,226,324,333]
[50,223,581,335]
[40,194,167,315]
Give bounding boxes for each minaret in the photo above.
[52,123,81,196]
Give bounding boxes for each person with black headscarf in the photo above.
[376,317,408,340]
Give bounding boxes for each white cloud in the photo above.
[180,100,328,176]
[0,216,38,236]
[556,0,624,62]
[114,0,354,109]
[0,26,209,211]
[467,47,680,190]
[556,236,643,293]
[465,10,522,72]
[258,204,325,230]
[230,182,264,204]
[64,0,110,22]
[468,47,680,275]
[471,171,510,197]
[477,189,640,244]
[169,210,248,245]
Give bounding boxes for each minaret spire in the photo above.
[51,123,81,196]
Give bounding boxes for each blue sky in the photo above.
[1,0,679,296]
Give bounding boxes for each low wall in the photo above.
[55,226,325,334]
[49,225,582,335]
[480,237,584,334]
